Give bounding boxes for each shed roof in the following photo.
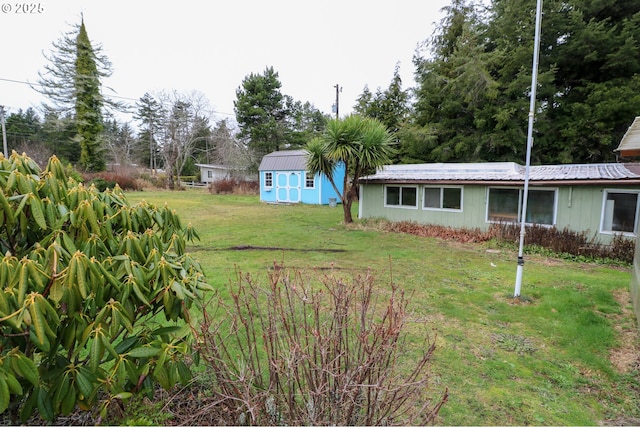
[359,162,640,186]
[258,150,308,171]
[195,163,228,170]
[616,117,640,157]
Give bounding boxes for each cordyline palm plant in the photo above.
[0,152,211,423]
[306,115,396,223]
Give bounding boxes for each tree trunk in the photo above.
[341,184,358,223]
[343,198,354,223]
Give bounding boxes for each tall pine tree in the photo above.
[74,19,105,171]
[234,66,287,166]
[410,0,640,164]
[37,18,121,171]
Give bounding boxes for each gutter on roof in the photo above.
[358,179,640,186]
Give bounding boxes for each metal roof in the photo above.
[616,117,640,155]
[359,162,640,185]
[195,163,228,169]
[258,150,308,171]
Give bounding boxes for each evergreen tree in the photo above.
[412,0,500,162]
[39,111,78,164]
[410,0,640,165]
[74,19,105,171]
[354,64,410,135]
[135,92,165,171]
[234,66,286,163]
[283,97,329,149]
[5,108,42,149]
[36,18,122,171]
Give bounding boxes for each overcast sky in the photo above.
[1,0,457,126]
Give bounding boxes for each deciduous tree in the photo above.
[157,91,212,189]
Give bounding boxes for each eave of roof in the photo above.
[615,117,640,154]
[359,162,640,184]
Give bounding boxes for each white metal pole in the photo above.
[514,0,543,298]
[0,106,7,158]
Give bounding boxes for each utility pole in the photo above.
[0,106,7,158]
[333,84,341,119]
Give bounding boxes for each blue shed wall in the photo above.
[259,163,345,205]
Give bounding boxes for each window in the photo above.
[385,186,417,208]
[305,172,315,188]
[207,170,213,179]
[601,190,639,234]
[487,187,556,225]
[264,172,273,188]
[423,186,462,211]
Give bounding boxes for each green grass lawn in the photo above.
[125,188,640,425]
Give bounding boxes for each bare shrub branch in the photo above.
[192,265,448,425]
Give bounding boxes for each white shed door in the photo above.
[276,172,301,203]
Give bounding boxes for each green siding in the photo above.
[360,183,640,245]
[555,186,602,238]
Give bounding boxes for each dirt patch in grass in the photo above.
[609,288,640,374]
[188,245,347,253]
[227,245,347,253]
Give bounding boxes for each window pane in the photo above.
[386,186,400,205]
[424,188,440,208]
[525,190,554,225]
[443,187,462,210]
[401,187,417,206]
[604,192,638,232]
[488,188,519,222]
[305,173,314,188]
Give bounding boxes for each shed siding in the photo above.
[259,165,345,205]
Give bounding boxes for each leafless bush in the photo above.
[190,265,447,426]
[488,223,634,263]
[385,221,490,243]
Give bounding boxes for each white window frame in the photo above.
[207,170,213,179]
[304,171,315,189]
[264,172,273,188]
[422,186,463,212]
[384,185,418,209]
[599,189,640,236]
[486,187,557,226]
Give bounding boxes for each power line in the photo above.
[0,76,236,117]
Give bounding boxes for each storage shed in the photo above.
[358,162,640,244]
[258,150,345,205]
[195,163,231,184]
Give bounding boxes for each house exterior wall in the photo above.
[198,166,229,183]
[359,182,640,245]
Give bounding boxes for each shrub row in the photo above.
[83,171,143,191]
[209,178,259,195]
[380,220,634,264]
